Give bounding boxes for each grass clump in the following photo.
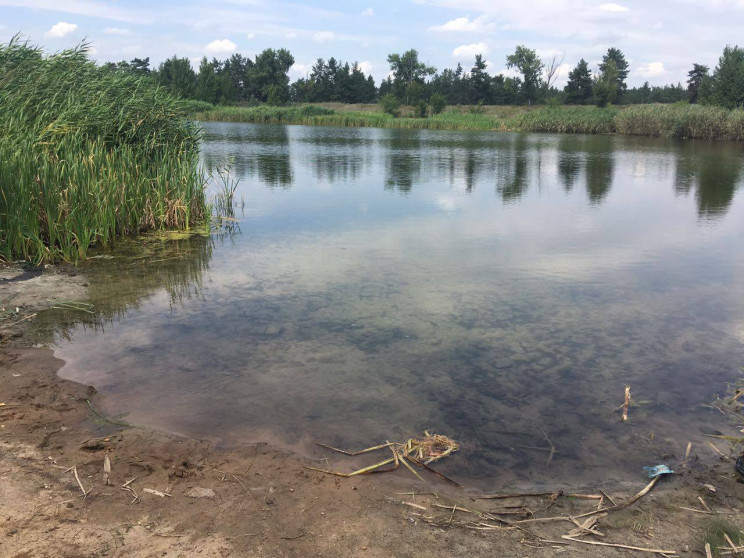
[699,518,744,556]
[509,106,618,134]
[0,37,206,264]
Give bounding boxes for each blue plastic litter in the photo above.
[643,465,674,478]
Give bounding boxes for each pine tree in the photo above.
[599,48,629,100]
[564,59,592,104]
[686,63,709,103]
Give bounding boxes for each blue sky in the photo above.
[1,0,742,87]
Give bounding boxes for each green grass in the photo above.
[0,37,206,264]
[195,104,500,130]
[699,518,744,557]
[197,102,744,141]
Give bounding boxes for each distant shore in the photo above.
[194,102,744,142]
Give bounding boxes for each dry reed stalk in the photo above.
[561,536,677,555]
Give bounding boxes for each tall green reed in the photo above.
[0,37,206,264]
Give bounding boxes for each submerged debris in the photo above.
[309,431,461,487]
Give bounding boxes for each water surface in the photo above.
[53,124,744,490]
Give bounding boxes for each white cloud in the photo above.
[104,27,130,35]
[290,62,310,79]
[0,0,150,23]
[285,32,297,39]
[246,32,255,39]
[636,61,666,77]
[358,61,372,75]
[430,16,494,32]
[205,38,237,54]
[45,21,78,39]
[452,42,489,58]
[312,31,335,43]
[361,8,374,16]
[599,3,629,12]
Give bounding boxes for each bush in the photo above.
[430,93,447,115]
[378,93,400,117]
[181,100,216,114]
[415,99,429,118]
[299,105,335,117]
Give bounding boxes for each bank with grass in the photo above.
[194,103,744,142]
[0,39,206,264]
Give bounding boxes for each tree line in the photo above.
[106,44,744,109]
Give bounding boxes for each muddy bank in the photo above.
[2,265,744,557]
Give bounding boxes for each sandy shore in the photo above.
[2,264,744,557]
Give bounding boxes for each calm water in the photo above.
[53,123,744,490]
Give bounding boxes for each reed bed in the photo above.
[509,106,619,135]
[0,38,206,264]
[614,104,744,141]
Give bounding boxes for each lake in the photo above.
[52,123,744,490]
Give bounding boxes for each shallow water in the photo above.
[53,124,744,490]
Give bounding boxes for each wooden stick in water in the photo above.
[622,386,631,422]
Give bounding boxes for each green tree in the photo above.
[469,54,490,104]
[196,57,219,104]
[129,57,151,76]
[686,63,709,104]
[386,49,436,103]
[246,48,294,104]
[156,56,196,99]
[593,59,619,107]
[506,45,543,104]
[599,48,629,100]
[703,45,744,109]
[564,59,592,104]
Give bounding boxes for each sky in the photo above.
[1,0,742,88]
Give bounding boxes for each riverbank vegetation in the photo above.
[102,39,744,140]
[194,102,744,141]
[0,38,206,264]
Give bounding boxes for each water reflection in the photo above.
[200,123,744,220]
[497,135,530,203]
[202,124,292,188]
[384,130,422,194]
[39,234,213,342]
[585,137,614,205]
[675,142,743,219]
[52,123,744,491]
[557,135,583,192]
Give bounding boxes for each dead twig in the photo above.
[72,466,90,498]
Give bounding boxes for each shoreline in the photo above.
[3,265,744,556]
[194,103,744,142]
